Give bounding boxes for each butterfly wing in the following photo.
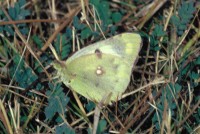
[67,33,142,65]
[53,33,142,102]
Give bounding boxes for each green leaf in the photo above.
[152,24,166,37]
[32,35,43,49]
[33,54,52,73]
[149,24,166,51]
[9,55,38,88]
[85,101,95,112]
[65,28,72,39]
[18,0,26,7]
[170,2,195,36]
[73,16,85,30]
[89,0,112,26]
[97,119,107,133]
[4,26,14,36]
[81,27,93,39]
[54,34,72,60]
[190,71,199,80]
[111,12,122,23]
[174,83,182,93]
[196,57,200,65]
[110,26,117,34]
[0,0,30,36]
[8,7,16,20]
[56,124,75,134]
[45,83,70,120]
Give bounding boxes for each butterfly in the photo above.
[53,33,142,103]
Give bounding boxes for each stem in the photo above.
[92,104,101,134]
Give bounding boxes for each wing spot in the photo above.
[95,49,102,59]
[96,66,104,75]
